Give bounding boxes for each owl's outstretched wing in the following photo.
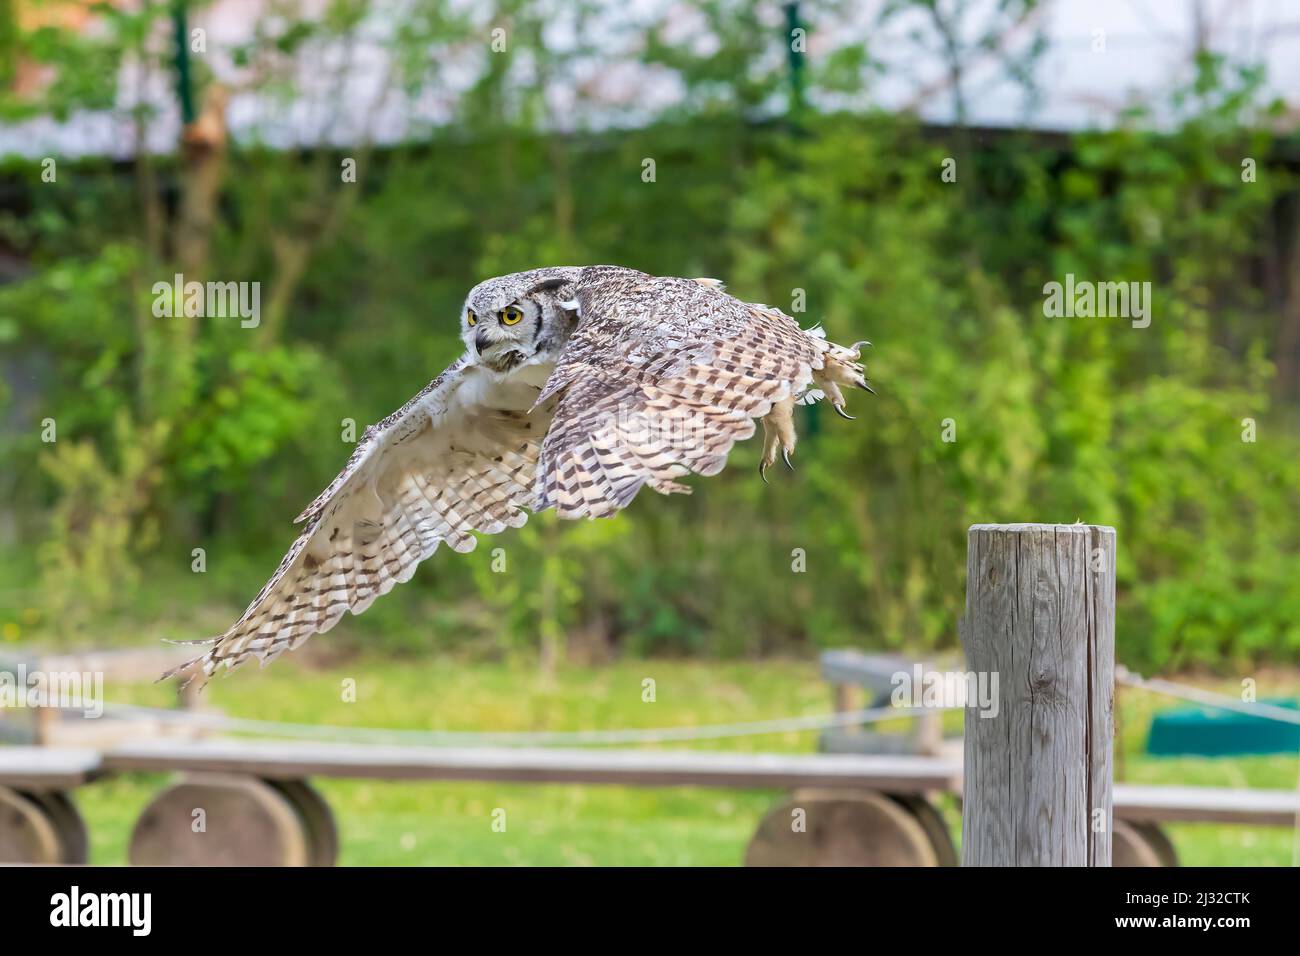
[165,356,551,686]
[534,266,870,519]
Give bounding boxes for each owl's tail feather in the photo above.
[155,634,219,690]
[157,656,202,688]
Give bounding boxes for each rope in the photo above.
[1116,665,1300,866]
[29,662,1300,751]
[62,699,945,747]
[1116,666,1300,726]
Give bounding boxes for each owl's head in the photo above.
[461,267,582,374]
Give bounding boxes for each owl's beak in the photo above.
[473,329,492,357]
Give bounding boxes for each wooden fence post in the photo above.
[961,523,1116,866]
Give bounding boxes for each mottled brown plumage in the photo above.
[165,265,871,686]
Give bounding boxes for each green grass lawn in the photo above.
[57,658,1300,865]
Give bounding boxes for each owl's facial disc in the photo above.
[470,298,539,372]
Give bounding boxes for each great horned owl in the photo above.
[166,265,872,685]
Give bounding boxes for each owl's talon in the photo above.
[759,461,770,484]
[832,404,855,420]
[782,449,794,471]
[858,381,876,395]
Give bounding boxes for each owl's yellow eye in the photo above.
[466,310,477,326]
[500,307,523,326]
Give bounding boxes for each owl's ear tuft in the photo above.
[523,277,570,297]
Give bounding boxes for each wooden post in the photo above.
[32,702,56,748]
[961,523,1115,866]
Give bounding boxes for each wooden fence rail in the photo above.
[7,522,1295,867]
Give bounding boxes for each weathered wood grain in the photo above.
[0,787,63,864]
[0,747,102,790]
[961,523,1116,866]
[1114,784,1300,826]
[746,790,942,866]
[129,774,310,867]
[104,740,962,791]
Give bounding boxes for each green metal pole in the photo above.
[784,2,806,118]
[172,2,195,125]
[784,2,821,439]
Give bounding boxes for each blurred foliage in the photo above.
[0,3,1297,673]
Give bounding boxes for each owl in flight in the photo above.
[166,266,872,685]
